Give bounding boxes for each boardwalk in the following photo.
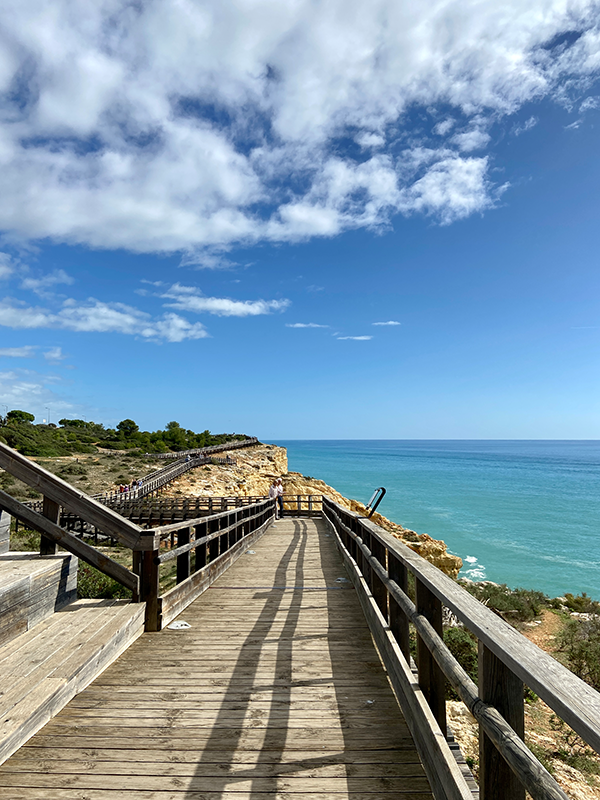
[0,518,433,799]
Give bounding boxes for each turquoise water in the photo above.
[272,440,600,599]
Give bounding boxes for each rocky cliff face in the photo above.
[167,443,462,579]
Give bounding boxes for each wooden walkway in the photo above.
[0,518,433,799]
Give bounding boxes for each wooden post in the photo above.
[370,536,387,618]
[415,578,446,736]
[0,509,10,555]
[141,549,161,631]
[479,643,525,800]
[389,551,410,663]
[176,527,191,584]
[40,496,60,555]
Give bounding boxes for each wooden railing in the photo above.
[323,497,600,800]
[0,441,275,631]
[140,498,275,631]
[148,437,260,458]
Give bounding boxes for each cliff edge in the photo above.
[166,443,462,579]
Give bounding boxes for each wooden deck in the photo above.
[0,518,433,799]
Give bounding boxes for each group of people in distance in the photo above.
[117,478,143,494]
[268,477,284,519]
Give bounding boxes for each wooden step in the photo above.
[0,552,78,647]
[0,598,145,766]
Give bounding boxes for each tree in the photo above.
[116,419,139,437]
[7,410,35,423]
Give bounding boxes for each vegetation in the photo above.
[443,627,478,699]
[557,615,600,691]
[0,408,251,457]
[459,581,550,623]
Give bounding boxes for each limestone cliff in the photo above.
[167,443,462,579]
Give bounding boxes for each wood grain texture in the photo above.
[0,518,433,799]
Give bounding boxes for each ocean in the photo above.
[272,440,600,600]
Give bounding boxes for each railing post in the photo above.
[370,535,387,618]
[176,526,191,584]
[0,509,10,555]
[388,552,410,663]
[141,548,161,631]
[40,496,60,555]
[415,578,446,736]
[479,643,525,800]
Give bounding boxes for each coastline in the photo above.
[165,442,463,579]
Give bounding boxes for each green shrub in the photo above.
[556,616,600,691]
[444,627,478,699]
[461,582,549,622]
[77,563,131,600]
[563,593,600,614]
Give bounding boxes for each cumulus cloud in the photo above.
[0,346,36,358]
[0,298,209,342]
[372,321,401,326]
[286,323,329,328]
[337,335,373,341]
[161,284,290,317]
[0,1,598,254]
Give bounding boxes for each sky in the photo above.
[0,0,599,439]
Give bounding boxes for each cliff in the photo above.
[166,443,462,579]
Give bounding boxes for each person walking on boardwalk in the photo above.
[268,479,279,518]
[276,477,284,519]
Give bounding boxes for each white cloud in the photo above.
[434,119,455,136]
[286,323,329,328]
[0,253,15,280]
[512,116,538,135]
[21,269,74,295]
[0,298,209,342]
[565,120,583,129]
[0,346,36,358]
[450,130,491,152]
[43,346,67,363]
[580,96,600,112]
[337,335,373,341]
[161,284,290,317]
[372,321,401,326]
[0,369,79,418]
[0,1,597,253]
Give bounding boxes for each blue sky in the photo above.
[0,1,599,439]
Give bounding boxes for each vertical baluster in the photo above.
[479,644,525,800]
[415,578,446,736]
[370,535,387,618]
[176,526,191,584]
[40,496,60,555]
[141,547,161,631]
[388,552,410,663]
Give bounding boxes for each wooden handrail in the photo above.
[323,497,598,800]
[0,489,139,596]
[0,441,144,549]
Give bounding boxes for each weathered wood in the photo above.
[388,551,410,662]
[415,578,446,737]
[324,515,472,800]
[0,490,138,594]
[0,510,10,555]
[324,498,600,758]
[0,442,143,549]
[370,535,387,618]
[140,549,160,632]
[176,527,191,584]
[479,643,525,800]
[40,496,60,556]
